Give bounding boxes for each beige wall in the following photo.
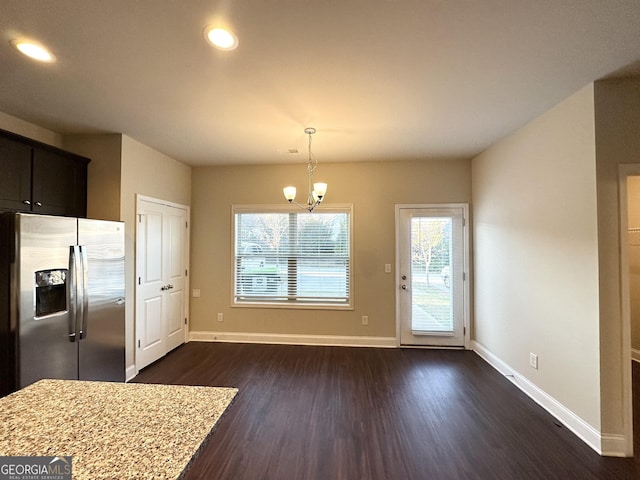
[472,85,601,428]
[63,134,123,221]
[120,135,192,209]
[190,159,471,339]
[0,111,62,147]
[594,78,640,441]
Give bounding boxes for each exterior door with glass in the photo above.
[397,205,468,347]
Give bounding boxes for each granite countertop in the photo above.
[0,379,237,479]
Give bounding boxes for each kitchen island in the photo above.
[0,379,237,479]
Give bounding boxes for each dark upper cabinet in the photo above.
[32,148,88,217]
[0,136,32,211]
[0,130,89,218]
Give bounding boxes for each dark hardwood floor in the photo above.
[133,343,640,480]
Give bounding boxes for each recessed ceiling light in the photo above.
[10,39,56,63]
[204,26,238,51]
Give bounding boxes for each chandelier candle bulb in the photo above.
[313,183,327,198]
[283,186,297,201]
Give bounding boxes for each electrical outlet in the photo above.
[362,315,369,326]
[529,352,538,370]
[217,313,224,322]
[384,264,392,273]
[192,289,201,298]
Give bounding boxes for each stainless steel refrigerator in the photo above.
[0,213,125,396]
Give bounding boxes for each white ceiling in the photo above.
[1,0,639,166]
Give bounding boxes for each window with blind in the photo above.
[233,205,352,308]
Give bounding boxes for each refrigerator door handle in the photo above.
[78,245,89,340]
[68,245,79,342]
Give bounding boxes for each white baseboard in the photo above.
[471,340,613,456]
[189,331,397,348]
[632,348,640,363]
[125,364,137,382]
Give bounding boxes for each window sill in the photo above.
[231,300,353,311]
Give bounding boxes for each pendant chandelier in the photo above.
[283,127,327,212]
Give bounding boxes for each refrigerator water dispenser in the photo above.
[35,269,68,317]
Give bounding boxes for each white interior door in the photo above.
[165,209,187,352]
[136,196,189,370]
[397,205,468,347]
[136,206,165,369]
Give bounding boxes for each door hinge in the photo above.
[186,221,188,229]
[138,339,141,348]
[184,318,187,325]
[463,272,466,281]
[138,214,143,223]
[185,269,188,277]
[464,326,466,335]
[138,277,141,285]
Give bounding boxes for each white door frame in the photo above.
[395,203,471,349]
[135,194,190,372]
[617,164,637,457]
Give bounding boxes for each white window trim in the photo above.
[230,203,354,310]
